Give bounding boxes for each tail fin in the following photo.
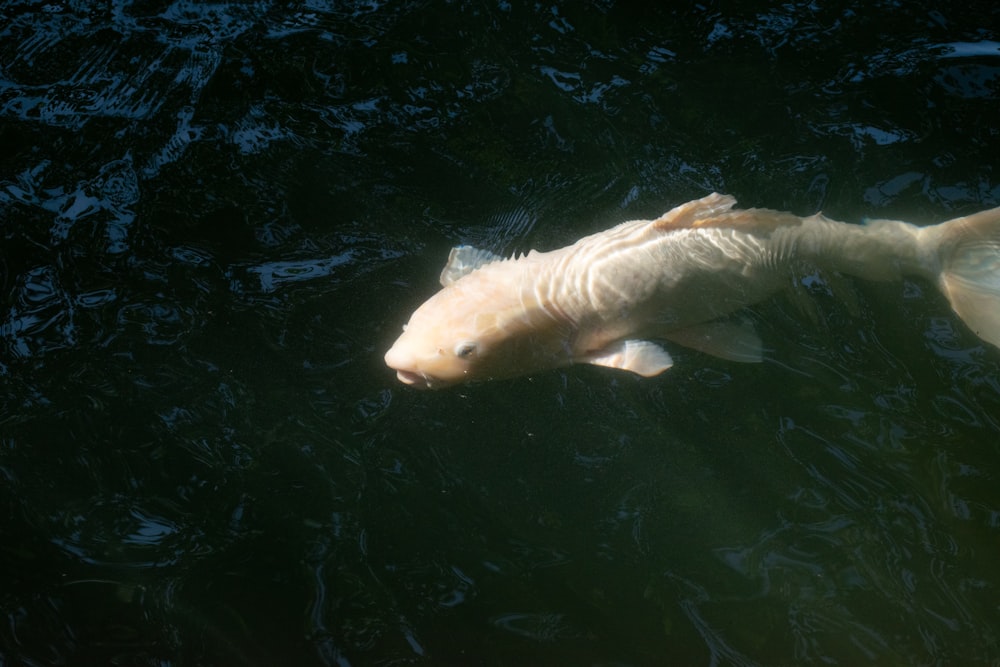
[932,206,1000,349]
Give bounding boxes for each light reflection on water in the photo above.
[1,0,1000,665]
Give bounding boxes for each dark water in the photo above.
[2,1,1000,664]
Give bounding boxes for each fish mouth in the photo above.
[395,369,432,388]
[393,369,458,390]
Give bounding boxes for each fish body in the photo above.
[384,193,1000,389]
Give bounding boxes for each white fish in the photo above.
[384,193,1000,389]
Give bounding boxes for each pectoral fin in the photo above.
[582,339,674,377]
[663,320,764,363]
[440,245,504,286]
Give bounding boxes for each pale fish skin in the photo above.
[384,193,1000,389]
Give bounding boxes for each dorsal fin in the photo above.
[439,245,504,286]
[652,193,803,232]
[651,193,737,229]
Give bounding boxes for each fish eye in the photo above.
[454,341,477,359]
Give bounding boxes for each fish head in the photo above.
[384,264,567,389]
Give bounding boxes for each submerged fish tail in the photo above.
[927,206,1000,348]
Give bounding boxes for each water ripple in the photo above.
[1,1,999,664]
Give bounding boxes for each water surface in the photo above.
[2,1,1000,664]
